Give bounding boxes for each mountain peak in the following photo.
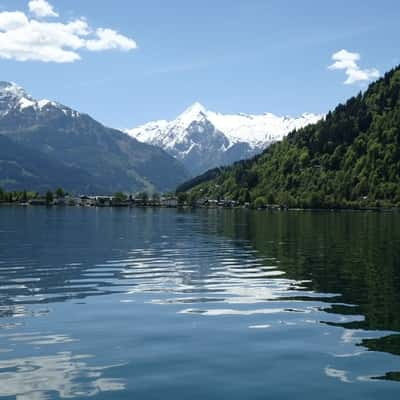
[185,102,206,114]
[0,81,30,100]
[0,81,81,118]
[127,104,323,176]
[178,102,207,123]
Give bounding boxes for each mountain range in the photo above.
[127,102,322,176]
[179,65,400,208]
[0,82,188,194]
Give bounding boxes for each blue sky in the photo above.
[0,0,398,128]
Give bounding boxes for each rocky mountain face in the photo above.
[0,82,188,193]
[127,102,323,176]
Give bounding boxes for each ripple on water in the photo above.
[0,208,400,396]
[0,352,125,399]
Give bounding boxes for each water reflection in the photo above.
[0,207,400,397]
[0,328,125,400]
[205,209,400,380]
[208,210,400,329]
[0,351,125,399]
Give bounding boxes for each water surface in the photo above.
[0,207,399,399]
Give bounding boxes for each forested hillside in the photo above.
[179,65,400,208]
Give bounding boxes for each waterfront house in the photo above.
[79,196,96,207]
[95,196,113,207]
[161,197,178,207]
[29,198,47,206]
[195,198,208,207]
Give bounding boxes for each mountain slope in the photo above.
[0,82,188,193]
[180,66,400,208]
[0,134,107,193]
[127,102,322,176]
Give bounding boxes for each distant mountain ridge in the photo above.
[0,82,188,193]
[127,102,322,176]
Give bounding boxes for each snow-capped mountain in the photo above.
[0,81,81,123]
[127,102,323,176]
[0,81,188,192]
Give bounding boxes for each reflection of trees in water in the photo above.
[209,210,400,330]
[203,209,400,379]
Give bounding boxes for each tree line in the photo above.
[0,187,67,205]
[0,188,166,206]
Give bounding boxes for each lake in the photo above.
[0,207,399,399]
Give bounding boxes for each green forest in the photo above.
[178,65,400,209]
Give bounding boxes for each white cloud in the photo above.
[0,11,29,30]
[86,28,137,52]
[0,1,137,63]
[329,49,380,85]
[28,0,58,18]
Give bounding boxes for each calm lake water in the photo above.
[0,207,399,399]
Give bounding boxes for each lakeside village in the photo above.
[2,188,398,211]
[1,188,394,211]
[0,188,246,209]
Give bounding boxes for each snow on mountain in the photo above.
[0,81,188,192]
[126,102,323,176]
[0,81,80,118]
[0,81,31,116]
[208,109,322,149]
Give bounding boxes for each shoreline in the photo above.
[0,202,398,212]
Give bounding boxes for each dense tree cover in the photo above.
[55,187,65,198]
[113,191,128,202]
[176,166,230,192]
[180,65,400,208]
[0,188,39,203]
[45,190,54,205]
[0,187,71,204]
